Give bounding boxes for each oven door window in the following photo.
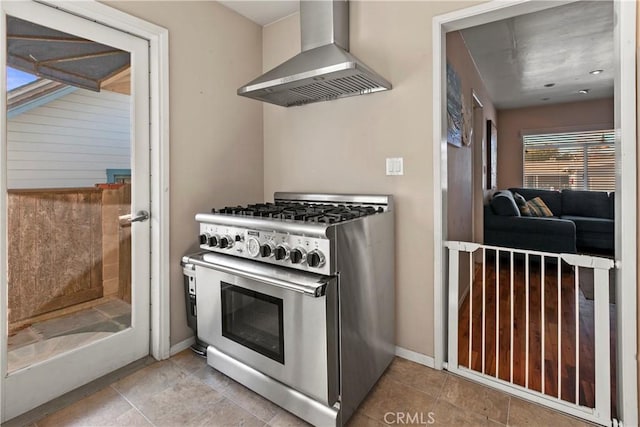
[221,282,285,364]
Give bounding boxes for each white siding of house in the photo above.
[7,88,130,189]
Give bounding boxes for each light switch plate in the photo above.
[386,157,404,176]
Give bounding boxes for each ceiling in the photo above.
[460,0,614,110]
[7,16,130,93]
[219,1,298,26]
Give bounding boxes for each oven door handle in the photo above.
[185,256,329,297]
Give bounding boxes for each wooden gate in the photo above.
[8,188,103,324]
[7,185,131,329]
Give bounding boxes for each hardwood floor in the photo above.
[456,254,617,417]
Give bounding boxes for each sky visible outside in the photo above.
[7,67,37,91]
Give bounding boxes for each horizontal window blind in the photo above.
[523,130,615,192]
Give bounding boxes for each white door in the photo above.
[0,1,150,420]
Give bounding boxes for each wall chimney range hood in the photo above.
[237,0,391,107]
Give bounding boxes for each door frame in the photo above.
[0,0,170,418]
[37,0,171,360]
[432,0,637,424]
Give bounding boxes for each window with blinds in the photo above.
[522,129,615,192]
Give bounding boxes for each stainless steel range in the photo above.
[181,193,394,426]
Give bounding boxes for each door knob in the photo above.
[119,210,150,227]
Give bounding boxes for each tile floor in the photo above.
[8,299,131,372]
[22,349,593,426]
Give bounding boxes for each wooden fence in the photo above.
[8,185,130,327]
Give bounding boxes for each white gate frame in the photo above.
[446,241,614,425]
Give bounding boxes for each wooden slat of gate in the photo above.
[8,188,103,325]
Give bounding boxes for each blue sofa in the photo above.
[484,188,614,254]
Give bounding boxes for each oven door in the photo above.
[192,253,338,406]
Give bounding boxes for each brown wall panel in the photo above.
[8,188,104,324]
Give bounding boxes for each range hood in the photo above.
[237,0,391,107]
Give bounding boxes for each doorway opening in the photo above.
[5,17,133,373]
[433,1,636,425]
[1,1,169,421]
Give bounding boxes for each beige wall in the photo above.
[110,0,640,415]
[445,31,497,244]
[102,0,638,387]
[496,98,614,189]
[263,1,480,357]
[105,1,264,346]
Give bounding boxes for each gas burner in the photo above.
[212,201,383,224]
[216,206,242,214]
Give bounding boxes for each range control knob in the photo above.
[290,247,307,264]
[219,235,234,249]
[199,234,209,245]
[208,235,219,247]
[274,244,290,261]
[307,250,326,268]
[260,242,275,258]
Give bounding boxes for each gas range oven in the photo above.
[181,193,395,426]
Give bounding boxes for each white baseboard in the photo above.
[169,339,435,369]
[395,346,436,369]
[169,336,195,356]
[171,339,435,369]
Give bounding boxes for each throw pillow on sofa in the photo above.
[508,187,561,216]
[490,191,520,216]
[513,192,532,216]
[526,197,553,217]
